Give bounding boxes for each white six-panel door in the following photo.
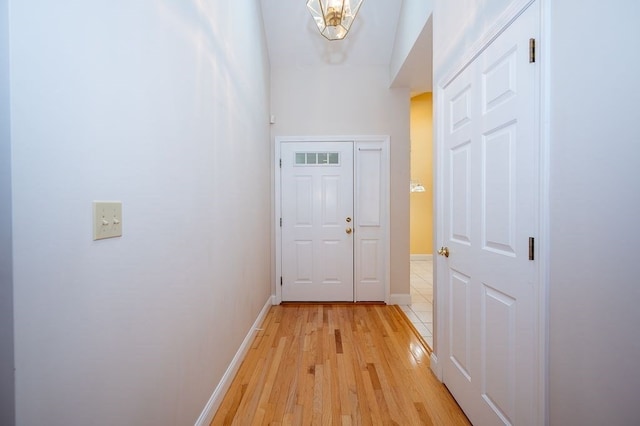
[439,3,539,425]
[281,141,355,301]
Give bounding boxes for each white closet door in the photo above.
[440,3,540,424]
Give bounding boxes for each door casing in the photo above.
[274,135,390,304]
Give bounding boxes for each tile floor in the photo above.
[400,258,434,349]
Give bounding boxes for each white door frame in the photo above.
[430,0,549,423]
[274,135,390,304]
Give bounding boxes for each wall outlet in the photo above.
[93,201,122,240]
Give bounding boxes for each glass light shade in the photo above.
[306,0,364,41]
[410,181,426,193]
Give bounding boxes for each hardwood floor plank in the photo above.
[300,340,314,424]
[211,304,470,425]
[313,364,323,424]
[415,402,435,426]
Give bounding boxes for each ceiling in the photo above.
[259,0,432,92]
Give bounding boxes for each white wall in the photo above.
[9,1,271,425]
[548,2,640,424]
[270,64,410,297]
[0,0,14,423]
[433,0,640,424]
[389,0,433,85]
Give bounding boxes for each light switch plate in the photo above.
[93,201,122,240]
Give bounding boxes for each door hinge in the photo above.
[280,276,283,286]
[529,237,535,260]
[529,38,536,63]
[279,158,282,168]
[279,217,282,227]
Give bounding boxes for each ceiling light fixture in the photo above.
[306,0,364,41]
[410,180,426,193]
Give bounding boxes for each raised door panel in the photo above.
[320,240,341,283]
[482,47,517,114]
[450,270,472,380]
[450,143,473,245]
[321,176,340,227]
[293,241,313,284]
[358,239,382,283]
[356,148,382,227]
[481,284,516,424]
[295,176,313,226]
[291,176,314,286]
[450,85,473,133]
[482,125,516,256]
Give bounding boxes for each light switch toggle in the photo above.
[93,201,123,240]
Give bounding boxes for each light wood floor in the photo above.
[211,304,469,425]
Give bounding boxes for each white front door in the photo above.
[439,3,539,425]
[281,141,354,301]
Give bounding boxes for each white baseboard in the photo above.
[410,254,433,261]
[194,297,273,426]
[389,293,412,305]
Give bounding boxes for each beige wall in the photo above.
[410,93,433,255]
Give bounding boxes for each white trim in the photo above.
[410,254,432,261]
[438,0,536,90]
[274,138,283,305]
[194,297,272,426]
[430,352,442,381]
[274,135,390,304]
[538,0,551,422]
[434,47,447,376]
[388,293,412,306]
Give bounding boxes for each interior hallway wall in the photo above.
[433,0,514,76]
[9,1,271,425]
[390,0,433,85]
[409,93,433,255]
[0,0,15,423]
[548,2,640,424]
[270,64,411,297]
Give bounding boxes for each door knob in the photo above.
[438,246,449,258]
[346,227,353,234]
